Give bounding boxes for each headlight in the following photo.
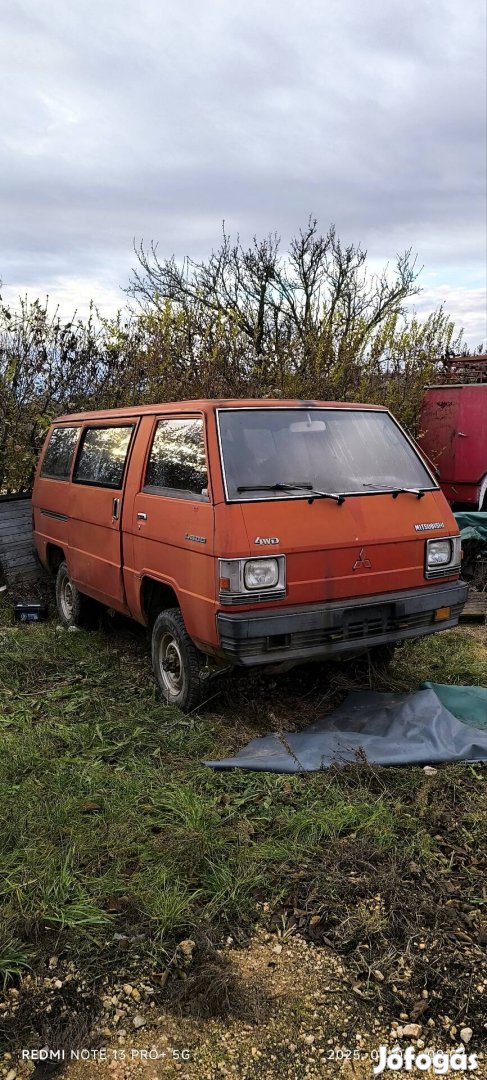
[218,555,286,603]
[244,558,279,589]
[425,536,461,577]
[427,539,453,566]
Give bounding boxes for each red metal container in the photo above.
[418,380,487,509]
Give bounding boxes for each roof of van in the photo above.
[53,399,387,422]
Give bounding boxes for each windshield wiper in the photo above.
[362,483,425,500]
[391,487,425,500]
[305,487,346,505]
[236,482,346,504]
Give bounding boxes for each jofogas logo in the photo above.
[373,1045,478,1074]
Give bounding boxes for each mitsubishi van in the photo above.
[32,399,468,710]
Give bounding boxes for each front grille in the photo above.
[425,564,462,580]
[347,615,385,636]
[219,588,286,606]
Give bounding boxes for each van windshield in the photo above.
[217,408,435,501]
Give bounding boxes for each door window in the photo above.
[40,426,80,479]
[144,417,208,499]
[74,425,134,488]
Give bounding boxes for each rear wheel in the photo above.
[151,608,203,712]
[55,561,98,629]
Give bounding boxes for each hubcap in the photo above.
[158,632,184,696]
[60,576,74,621]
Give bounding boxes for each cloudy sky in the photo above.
[1,0,486,345]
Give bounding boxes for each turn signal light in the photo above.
[434,606,451,621]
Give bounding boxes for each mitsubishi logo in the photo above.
[352,547,372,572]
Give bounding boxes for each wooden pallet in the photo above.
[0,493,42,584]
[459,587,487,622]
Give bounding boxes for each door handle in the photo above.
[112,498,120,520]
[137,512,147,521]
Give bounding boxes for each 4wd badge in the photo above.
[254,537,279,545]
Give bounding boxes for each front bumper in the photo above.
[217,580,469,666]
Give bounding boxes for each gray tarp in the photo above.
[204,685,487,772]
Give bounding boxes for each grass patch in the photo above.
[0,594,486,1046]
[392,628,487,688]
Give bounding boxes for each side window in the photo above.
[144,417,208,498]
[74,426,133,488]
[41,426,80,479]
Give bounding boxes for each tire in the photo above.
[55,561,98,629]
[478,475,487,511]
[151,608,203,711]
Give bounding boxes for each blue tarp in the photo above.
[205,684,487,772]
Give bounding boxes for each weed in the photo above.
[0,937,32,987]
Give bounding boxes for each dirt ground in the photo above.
[2,931,485,1080]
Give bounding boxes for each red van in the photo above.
[32,400,467,710]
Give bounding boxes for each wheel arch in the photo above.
[140,576,180,629]
[46,543,66,575]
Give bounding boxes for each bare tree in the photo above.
[127,218,422,375]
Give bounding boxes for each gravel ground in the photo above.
[1,933,485,1080]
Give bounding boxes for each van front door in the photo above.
[128,414,215,644]
[69,421,137,611]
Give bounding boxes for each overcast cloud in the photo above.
[1,0,486,343]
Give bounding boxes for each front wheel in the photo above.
[151,608,203,711]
